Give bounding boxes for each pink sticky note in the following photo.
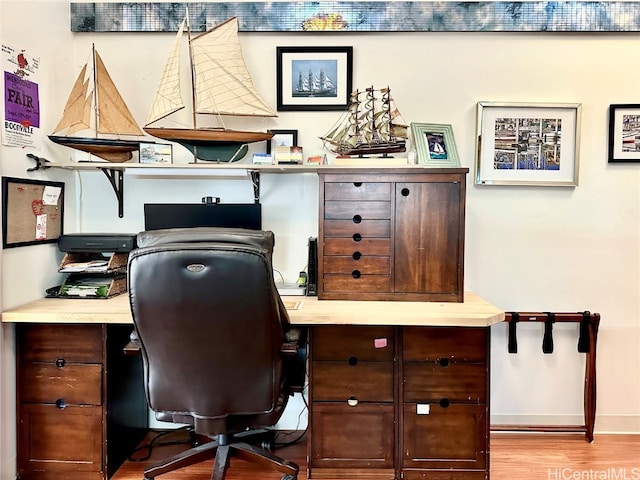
[374,338,387,349]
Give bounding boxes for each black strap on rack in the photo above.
[542,312,555,354]
[577,311,591,353]
[507,312,519,354]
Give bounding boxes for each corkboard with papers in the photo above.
[2,176,64,248]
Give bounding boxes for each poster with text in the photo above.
[2,43,41,149]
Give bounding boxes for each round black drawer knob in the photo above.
[353,182,363,187]
[439,398,450,408]
[55,399,67,409]
[401,188,410,196]
[352,214,362,224]
[55,357,66,368]
[348,356,358,366]
[439,358,450,367]
[352,251,362,260]
[352,233,362,242]
[352,270,361,279]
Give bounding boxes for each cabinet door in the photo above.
[394,181,462,295]
[402,403,487,470]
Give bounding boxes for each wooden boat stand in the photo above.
[490,311,601,442]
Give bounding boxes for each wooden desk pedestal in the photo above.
[308,325,489,480]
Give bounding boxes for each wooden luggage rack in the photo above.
[491,311,600,442]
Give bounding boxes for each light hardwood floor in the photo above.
[112,431,640,480]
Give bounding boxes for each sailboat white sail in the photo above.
[144,15,276,162]
[49,45,144,163]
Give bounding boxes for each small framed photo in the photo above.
[276,46,353,111]
[140,142,173,164]
[608,104,640,163]
[411,123,461,167]
[267,129,298,154]
[475,102,581,186]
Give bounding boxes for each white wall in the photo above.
[1,0,639,478]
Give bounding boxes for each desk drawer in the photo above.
[403,363,487,403]
[20,363,103,405]
[312,326,394,361]
[324,201,391,220]
[324,256,390,275]
[403,327,487,363]
[324,219,391,238]
[311,402,394,469]
[324,238,390,256]
[325,182,391,201]
[312,361,393,402]
[19,324,104,363]
[323,275,390,293]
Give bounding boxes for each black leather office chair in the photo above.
[128,227,300,480]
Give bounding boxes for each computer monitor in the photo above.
[144,203,262,231]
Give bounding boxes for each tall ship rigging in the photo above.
[144,14,276,162]
[48,45,144,163]
[320,86,408,157]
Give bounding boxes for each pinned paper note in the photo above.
[374,337,388,349]
[42,185,62,205]
[35,214,47,240]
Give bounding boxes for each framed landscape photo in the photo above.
[266,129,298,154]
[276,46,353,111]
[608,104,640,163]
[475,102,581,186]
[411,123,461,167]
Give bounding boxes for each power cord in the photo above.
[127,426,194,462]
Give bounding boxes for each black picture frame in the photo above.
[608,104,640,163]
[2,176,65,248]
[266,129,299,154]
[276,46,353,111]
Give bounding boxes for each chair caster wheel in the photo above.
[281,475,296,480]
[261,438,275,451]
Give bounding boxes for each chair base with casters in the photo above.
[143,431,299,480]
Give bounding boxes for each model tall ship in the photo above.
[49,45,144,163]
[320,86,408,157]
[144,15,276,162]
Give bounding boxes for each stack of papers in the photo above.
[59,260,110,273]
[59,276,114,298]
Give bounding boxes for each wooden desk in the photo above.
[3,293,503,480]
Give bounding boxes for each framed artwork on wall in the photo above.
[276,46,353,111]
[410,123,461,167]
[475,102,581,186]
[266,129,298,154]
[607,104,640,163]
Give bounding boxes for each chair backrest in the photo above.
[128,227,290,430]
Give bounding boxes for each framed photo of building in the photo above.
[276,46,353,111]
[608,104,640,163]
[475,102,581,186]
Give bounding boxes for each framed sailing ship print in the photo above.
[608,104,640,163]
[411,123,460,167]
[475,102,581,186]
[276,46,353,111]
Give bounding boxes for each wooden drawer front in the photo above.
[311,402,394,468]
[403,327,487,363]
[19,324,103,363]
[312,361,393,402]
[18,403,103,473]
[402,469,488,480]
[324,219,391,238]
[324,201,391,220]
[402,403,487,470]
[324,256,390,275]
[323,275,390,293]
[325,182,391,201]
[403,363,486,403]
[312,326,394,361]
[20,363,102,405]
[324,238,390,256]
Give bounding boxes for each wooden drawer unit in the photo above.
[318,168,467,302]
[309,326,395,478]
[16,323,148,480]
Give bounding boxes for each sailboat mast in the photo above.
[91,43,99,139]
[185,10,198,130]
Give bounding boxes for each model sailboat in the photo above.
[49,45,144,163]
[320,86,408,157]
[144,15,276,162]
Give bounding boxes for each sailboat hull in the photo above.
[48,135,140,163]
[144,127,273,162]
[326,140,407,157]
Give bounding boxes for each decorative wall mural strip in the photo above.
[70,2,640,33]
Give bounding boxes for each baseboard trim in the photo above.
[490,414,640,434]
